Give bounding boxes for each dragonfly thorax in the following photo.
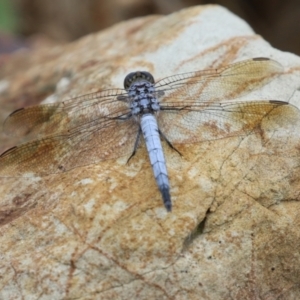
[125,72,160,116]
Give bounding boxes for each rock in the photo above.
[1,4,300,299]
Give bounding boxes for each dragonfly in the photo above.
[0,57,297,212]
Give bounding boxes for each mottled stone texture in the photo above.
[1,5,300,300]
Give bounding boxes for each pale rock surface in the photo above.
[1,4,300,300]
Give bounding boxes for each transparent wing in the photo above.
[3,88,128,138]
[4,58,281,139]
[0,115,139,177]
[157,100,300,144]
[156,58,283,104]
[0,57,287,177]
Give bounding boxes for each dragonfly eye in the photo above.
[124,71,155,90]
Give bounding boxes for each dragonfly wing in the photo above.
[156,58,283,104]
[0,116,139,177]
[3,104,67,138]
[3,88,128,138]
[158,100,300,144]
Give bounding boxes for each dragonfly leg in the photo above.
[112,113,132,120]
[127,127,142,163]
[158,129,182,156]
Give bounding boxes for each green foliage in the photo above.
[0,0,17,32]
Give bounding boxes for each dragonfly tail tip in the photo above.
[161,186,172,212]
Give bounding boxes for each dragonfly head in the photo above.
[124,71,155,90]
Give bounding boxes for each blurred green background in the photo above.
[0,0,16,32]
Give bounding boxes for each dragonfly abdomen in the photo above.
[140,114,171,211]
